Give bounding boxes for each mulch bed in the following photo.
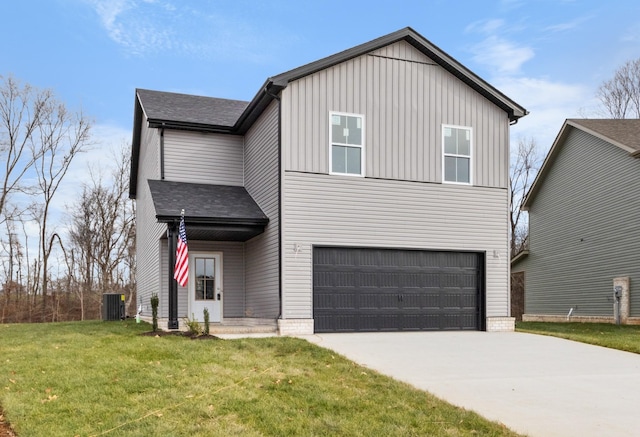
[140,331,221,340]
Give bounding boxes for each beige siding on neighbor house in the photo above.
[281,40,509,188]
[244,101,280,318]
[160,241,246,319]
[280,172,509,319]
[163,130,244,186]
[136,122,167,316]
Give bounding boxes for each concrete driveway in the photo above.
[301,331,640,437]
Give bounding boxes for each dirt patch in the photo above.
[0,406,17,437]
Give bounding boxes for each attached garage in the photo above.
[313,247,485,333]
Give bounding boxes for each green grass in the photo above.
[517,321,640,354]
[0,320,521,437]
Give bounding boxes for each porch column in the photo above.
[167,222,179,329]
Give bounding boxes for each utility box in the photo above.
[103,293,125,321]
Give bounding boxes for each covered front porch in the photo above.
[148,180,280,331]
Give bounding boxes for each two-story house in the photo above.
[129,27,527,335]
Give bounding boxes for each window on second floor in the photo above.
[443,125,472,184]
[330,112,364,176]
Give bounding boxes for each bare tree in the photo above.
[510,137,540,257]
[31,91,91,320]
[67,144,135,318]
[596,58,640,119]
[0,76,49,224]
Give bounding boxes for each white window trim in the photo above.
[329,111,365,177]
[442,124,473,185]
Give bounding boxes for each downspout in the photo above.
[160,123,166,180]
[264,85,283,321]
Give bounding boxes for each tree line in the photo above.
[0,75,135,323]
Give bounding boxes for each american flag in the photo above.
[174,216,188,287]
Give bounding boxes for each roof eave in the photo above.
[129,93,143,199]
[234,80,286,134]
[511,250,529,267]
[156,214,269,227]
[147,119,235,134]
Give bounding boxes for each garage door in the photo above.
[313,247,484,333]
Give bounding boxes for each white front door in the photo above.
[189,252,223,323]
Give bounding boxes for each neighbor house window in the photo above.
[330,112,364,176]
[443,125,472,184]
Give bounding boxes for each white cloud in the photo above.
[497,76,594,150]
[470,35,534,75]
[81,0,285,62]
[465,19,505,35]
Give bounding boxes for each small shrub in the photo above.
[184,314,202,336]
[203,308,210,335]
[150,294,159,332]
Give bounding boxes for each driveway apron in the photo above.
[301,331,640,437]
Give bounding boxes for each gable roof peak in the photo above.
[522,117,640,210]
[266,27,527,122]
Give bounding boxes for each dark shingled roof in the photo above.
[137,89,249,128]
[568,119,640,153]
[147,180,268,241]
[148,180,268,223]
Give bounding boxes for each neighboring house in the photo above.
[513,119,640,323]
[129,27,527,335]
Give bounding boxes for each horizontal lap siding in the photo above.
[136,122,166,315]
[160,241,245,318]
[244,102,280,318]
[164,130,244,186]
[282,40,509,188]
[527,129,640,316]
[281,172,508,319]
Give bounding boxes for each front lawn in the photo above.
[0,321,521,436]
[517,321,640,354]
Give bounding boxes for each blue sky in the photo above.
[2,0,640,247]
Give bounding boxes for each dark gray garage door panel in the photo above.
[313,247,483,333]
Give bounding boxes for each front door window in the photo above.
[195,257,215,301]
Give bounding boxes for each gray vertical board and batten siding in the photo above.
[526,128,640,316]
[282,41,509,188]
[244,102,280,318]
[135,121,167,315]
[279,41,511,320]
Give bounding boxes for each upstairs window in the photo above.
[330,112,364,176]
[443,125,472,184]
